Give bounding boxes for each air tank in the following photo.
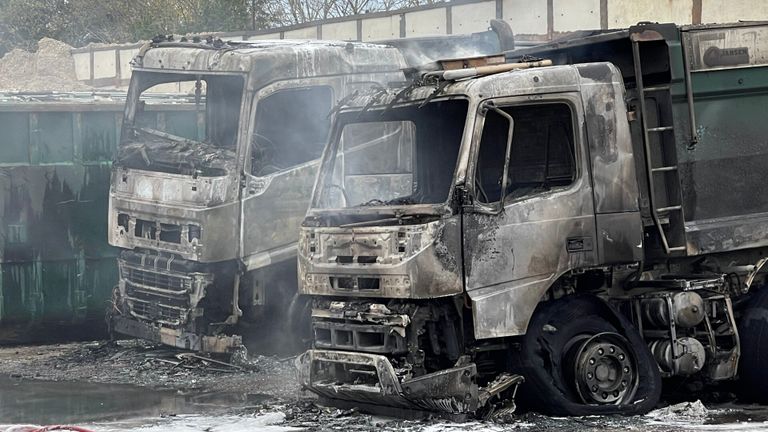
[641,291,706,328]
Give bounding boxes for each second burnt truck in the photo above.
[297,22,768,416]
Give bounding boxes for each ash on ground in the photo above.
[0,340,298,398]
[3,341,768,431]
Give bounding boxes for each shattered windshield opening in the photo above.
[118,71,244,176]
[313,99,467,210]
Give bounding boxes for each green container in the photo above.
[0,92,199,344]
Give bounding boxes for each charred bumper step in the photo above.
[112,250,241,354]
[111,314,242,353]
[296,349,523,417]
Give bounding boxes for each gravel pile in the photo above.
[0,38,91,92]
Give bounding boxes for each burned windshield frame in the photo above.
[123,70,246,149]
[310,97,469,212]
[117,70,246,176]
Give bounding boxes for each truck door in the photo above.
[239,79,386,269]
[462,95,598,339]
[239,83,335,269]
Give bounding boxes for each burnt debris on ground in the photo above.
[0,340,299,398]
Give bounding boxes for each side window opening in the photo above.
[475,103,576,204]
[251,86,333,176]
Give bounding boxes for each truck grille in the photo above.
[118,251,211,328]
[125,267,188,292]
[313,320,407,354]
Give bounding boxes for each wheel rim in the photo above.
[569,332,638,405]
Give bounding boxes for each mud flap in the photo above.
[296,349,523,417]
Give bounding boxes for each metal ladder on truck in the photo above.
[630,31,687,255]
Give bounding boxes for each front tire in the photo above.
[513,294,661,416]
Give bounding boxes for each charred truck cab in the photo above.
[108,38,407,353]
[298,22,768,417]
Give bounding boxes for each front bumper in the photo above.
[296,349,523,416]
[111,314,242,353]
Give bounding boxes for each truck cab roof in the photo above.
[340,61,622,111]
[135,39,408,90]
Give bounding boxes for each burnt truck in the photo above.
[107,29,513,354]
[296,22,768,417]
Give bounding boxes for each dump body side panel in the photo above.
[680,25,768,254]
[511,22,768,259]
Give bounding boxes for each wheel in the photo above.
[512,294,661,416]
[737,288,768,402]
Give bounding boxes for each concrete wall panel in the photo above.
[607,0,691,28]
[554,0,601,32]
[701,0,768,23]
[72,52,91,81]
[93,50,116,80]
[284,26,318,39]
[502,0,548,35]
[405,8,447,37]
[322,20,358,40]
[361,15,401,41]
[118,48,138,80]
[452,1,496,34]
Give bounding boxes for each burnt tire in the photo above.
[737,288,768,403]
[512,294,661,416]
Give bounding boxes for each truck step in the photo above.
[643,85,671,92]
[647,126,674,132]
[652,165,678,173]
[656,205,682,213]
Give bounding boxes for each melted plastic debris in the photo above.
[646,400,711,423]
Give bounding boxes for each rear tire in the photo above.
[737,288,768,402]
[513,294,661,416]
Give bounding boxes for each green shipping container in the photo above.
[0,92,200,344]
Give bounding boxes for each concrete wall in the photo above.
[72,0,768,89]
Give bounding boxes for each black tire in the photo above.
[512,294,661,416]
[737,288,768,402]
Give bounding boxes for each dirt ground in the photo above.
[3,340,768,431]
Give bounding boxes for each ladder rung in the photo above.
[667,246,687,252]
[652,166,678,173]
[643,85,671,92]
[657,205,682,213]
[647,126,674,132]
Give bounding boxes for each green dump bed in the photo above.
[0,92,200,344]
[509,21,768,258]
